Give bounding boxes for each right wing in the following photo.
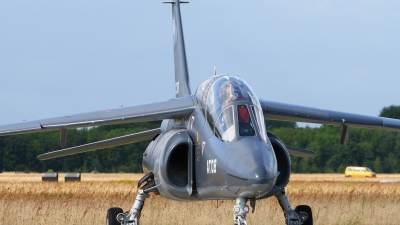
[0,96,196,136]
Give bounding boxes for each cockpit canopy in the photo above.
[195,75,267,143]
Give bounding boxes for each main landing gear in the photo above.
[275,188,313,225]
[106,173,157,225]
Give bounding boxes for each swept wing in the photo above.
[0,96,196,136]
[260,99,400,131]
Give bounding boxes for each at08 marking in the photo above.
[207,159,217,174]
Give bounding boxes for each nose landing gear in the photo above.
[233,197,250,225]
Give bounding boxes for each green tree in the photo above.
[265,120,296,130]
[380,105,400,119]
[4,106,400,173]
[2,146,18,171]
[0,138,4,172]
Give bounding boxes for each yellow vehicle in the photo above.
[345,166,376,178]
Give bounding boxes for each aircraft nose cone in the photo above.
[224,138,278,198]
[248,162,279,197]
[247,162,275,181]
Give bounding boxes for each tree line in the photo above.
[1,106,400,173]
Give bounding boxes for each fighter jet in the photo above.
[2,1,400,225]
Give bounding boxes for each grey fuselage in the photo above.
[143,75,279,201]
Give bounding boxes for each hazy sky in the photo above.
[1,1,399,126]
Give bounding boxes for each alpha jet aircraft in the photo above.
[2,1,400,225]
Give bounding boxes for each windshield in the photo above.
[237,105,256,136]
[215,105,236,142]
[251,105,267,141]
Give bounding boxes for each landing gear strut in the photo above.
[275,188,313,225]
[233,197,250,225]
[106,172,158,225]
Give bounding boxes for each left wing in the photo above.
[260,99,400,131]
[260,99,400,145]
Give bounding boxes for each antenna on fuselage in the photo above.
[214,66,216,75]
[163,0,191,98]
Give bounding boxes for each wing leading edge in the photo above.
[260,99,400,131]
[286,145,317,157]
[0,96,196,136]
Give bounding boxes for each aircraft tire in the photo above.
[295,205,313,225]
[106,207,123,225]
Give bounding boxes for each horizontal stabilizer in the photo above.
[37,128,161,160]
[286,145,317,157]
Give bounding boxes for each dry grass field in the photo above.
[1,173,400,225]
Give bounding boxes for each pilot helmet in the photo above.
[220,81,244,103]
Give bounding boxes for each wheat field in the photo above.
[1,173,400,225]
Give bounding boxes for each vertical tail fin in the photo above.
[164,0,191,98]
